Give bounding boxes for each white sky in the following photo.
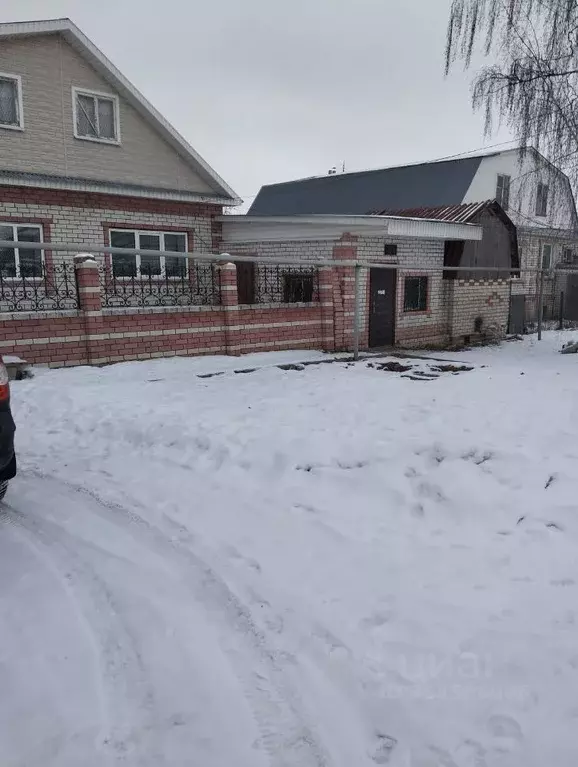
[0,0,513,205]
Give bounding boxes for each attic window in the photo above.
[0,74,23,130]
[496,174,510,210]
[73,88,120,144]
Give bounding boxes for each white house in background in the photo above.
[249,147,578,320]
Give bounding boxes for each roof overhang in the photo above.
[0,18,240,205]
[219,214,483,244]
[0,169,230,205]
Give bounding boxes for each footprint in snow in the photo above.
[551,578,575,587]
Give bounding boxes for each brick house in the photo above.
[249,148,578,323]
[220,207,517,349]
[0,18,238,278]
[0,18,517,365]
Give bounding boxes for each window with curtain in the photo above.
[0,224,42,278]
[74,89,119,142]
[109,230,188,278]
[0,75,22,128]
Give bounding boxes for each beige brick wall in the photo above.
[0,199,214,255]
[0,35,215,194]
[448,280,510,341]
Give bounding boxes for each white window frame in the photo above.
[496,174,511,210]
[0,222,43,279]
[0,73,24,131]
[109,229,189,279]
[72,87,121,145]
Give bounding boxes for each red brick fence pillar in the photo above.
[332,234,358,351]
[218,261,240,356]
[74,254,103,365]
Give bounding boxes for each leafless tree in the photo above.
[445,0,578,185]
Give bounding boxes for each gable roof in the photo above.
[248,155,490,215]
[0,18,239,204]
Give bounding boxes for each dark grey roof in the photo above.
[249,155,490,215]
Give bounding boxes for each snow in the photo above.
[2,331,578,766]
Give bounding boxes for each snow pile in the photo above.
[1,331,578,766]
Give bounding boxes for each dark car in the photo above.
[0,356,16,500]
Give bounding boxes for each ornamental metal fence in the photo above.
[99,260,221,308]
[0,258,78,312]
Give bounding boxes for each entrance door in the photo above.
[369,268,396,347]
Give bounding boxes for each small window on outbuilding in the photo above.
[403,276,428,312]
[384,243,398,257]
[283,272,314,303]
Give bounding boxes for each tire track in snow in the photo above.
[16,469,331,767]
[0,501,168,766]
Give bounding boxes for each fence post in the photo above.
[353,263,362,360]
[74,254,103,365]
[537,267,545,340]
[559,290,565,330]
[218,261,240,356]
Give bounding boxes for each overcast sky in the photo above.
[1,0,512,205]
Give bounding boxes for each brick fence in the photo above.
[0,257,336,367]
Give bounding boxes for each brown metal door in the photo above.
[369,268,396,347]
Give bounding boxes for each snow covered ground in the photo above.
[1,332,578,767]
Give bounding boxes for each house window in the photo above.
[0,223,42,278]
[283,272,314,303]
[496,174,511,210]
[73,88,120,143]
[536,183,549,217]
[384,243,398,257]
[109,229,187,277]
[403,276,428,312]
[541,243,552,269]
[563,247,575,263]
[0,73,23,130]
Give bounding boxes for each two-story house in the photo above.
[249,148,578,320]
[0,18,239,281]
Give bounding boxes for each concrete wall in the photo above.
[0,35,215,193]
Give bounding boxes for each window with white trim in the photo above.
[0,223,42,278]
[73,88,119,143]
[109,229,188,277]
[0,73,23,130]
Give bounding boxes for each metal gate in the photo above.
[508,294,525,334]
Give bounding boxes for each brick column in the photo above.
[218,261,240,356]
[319,267,335,351]
[74,254,104,365]
[332,234,358,351]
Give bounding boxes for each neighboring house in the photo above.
[0,17,238,284]
[249,148,578,321]
[220,210,513,349]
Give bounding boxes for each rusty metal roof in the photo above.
[374,201,494,223]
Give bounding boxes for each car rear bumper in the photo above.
[0,408,16,480]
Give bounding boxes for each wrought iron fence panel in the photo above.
[101,261,220,308]
[0,260,79,312]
